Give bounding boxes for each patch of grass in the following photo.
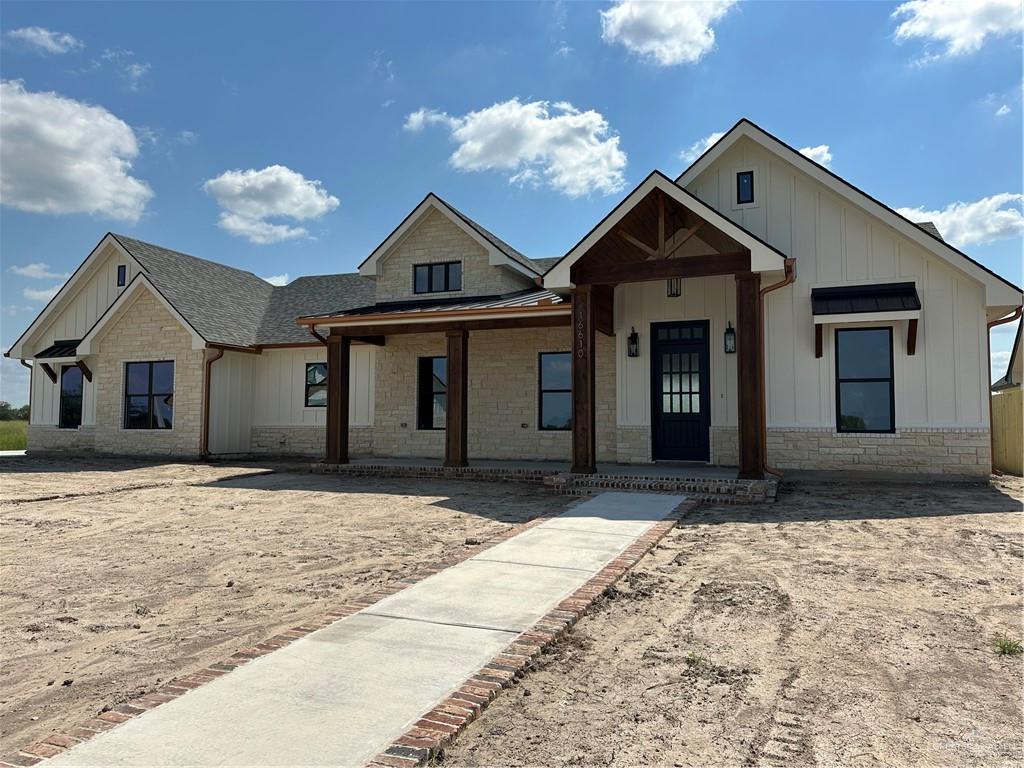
[684,651,706,668]
[0,420,27,451]
[993,634,1023,656]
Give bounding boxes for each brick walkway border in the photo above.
[367,498,695,768]
[1,498,694,768]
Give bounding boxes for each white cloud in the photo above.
[555,43,573,58]
[3,304,32,317]
[101,49,151,90]
[404,99,627,198]
[177,130,199,144]
[679,131,724,165]
[261,273,290,286]
[6,27,83,55]
[8,263,69,280]
[23,283,62,302]
[203,165,340,245]
[799,144,833,168]
[996,104,1011,117]
[893,0,1023,60]
[896,193,1024,248]
[600,0,738,66]
[0,80,153,222]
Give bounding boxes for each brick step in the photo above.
[552,476,775,504]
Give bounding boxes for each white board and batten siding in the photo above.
[207,346,376,453]
[28,243,138,426]
[684,136,990,430]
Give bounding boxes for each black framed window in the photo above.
[116,264,127,287]
[413,262,462,294]
[417,356,447,429]
[835,328,894,433]
[539,352,571,430]
[59,365,83,429]
[124,361,174,430]
[305,362,327,407]
[736,170,754,205]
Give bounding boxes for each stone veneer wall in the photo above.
[369,327,615,462]
[765,427,991,475]
[250,425,372,457]
[373,209,532,302]
[27,291,205,457]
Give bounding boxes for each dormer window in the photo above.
[413,262,462,294]
[736,171,755,205]
[116,265,127,287]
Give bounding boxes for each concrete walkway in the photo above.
[48,492,683,767]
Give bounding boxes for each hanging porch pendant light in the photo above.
[666,277,682,298]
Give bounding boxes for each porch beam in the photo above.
[444,330,469,467]
[572,250,750,285]
[614,228,658,259]
[571,284,597,474]
[327,313,569,338]
[906,318,918,356]
[662,221,705,259]
[815,324,823,359]
[593,284,615,337]
[40,363,57,384]
[735,272,765,480]
[325,334,350,464]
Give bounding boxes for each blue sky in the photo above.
[1,0,1022,405]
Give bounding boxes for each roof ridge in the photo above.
[111,233,264,281]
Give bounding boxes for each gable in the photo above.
[7,235,143,359]
[679,120,1021,314]
[367,203,535,301]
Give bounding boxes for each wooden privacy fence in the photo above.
[992,388,1023,476]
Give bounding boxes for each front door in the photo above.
[651,321,710,461]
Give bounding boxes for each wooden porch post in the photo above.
[445,329,469,467]
[571,284,597,474]
[326,333,350,464]
[735,272,765,479]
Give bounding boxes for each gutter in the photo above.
[758,259,797,479]
[986,306,1023,474]
[200,347,225,458]
[307,326,328,345]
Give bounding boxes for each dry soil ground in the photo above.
[0,457,567,754]
[446,476,1024,768]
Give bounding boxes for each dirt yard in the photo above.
[0,457,567,754]
[446,476,1024,768]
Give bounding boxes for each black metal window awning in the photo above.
[34,339,81,359]
[811,282,921,316]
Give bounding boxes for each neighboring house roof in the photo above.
[529,257,560,272]
[112,234,274,348]
[992,320,1022,391]
[676,118,1022,309]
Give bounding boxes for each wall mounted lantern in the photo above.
[666,277,682,298]
[724,322,736,354]
[627,327,640,357]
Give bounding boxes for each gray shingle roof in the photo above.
[915,221,944,241]
[113,235,375,347]
[444,200,541,275]
[257,274,375,344]
[113,234,274,348]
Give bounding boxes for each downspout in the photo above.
[307,325,328,346]
[758,259,797,478]
[200,347,225,458]
[986,305,1023,474]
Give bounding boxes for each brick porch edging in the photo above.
[367,498,696,768]
[0,511,559,767]
[1,499,692,767]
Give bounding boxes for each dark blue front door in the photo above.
[651,321,710,461]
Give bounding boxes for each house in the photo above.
[990,319,1023,476]
[7,119,1022,479]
